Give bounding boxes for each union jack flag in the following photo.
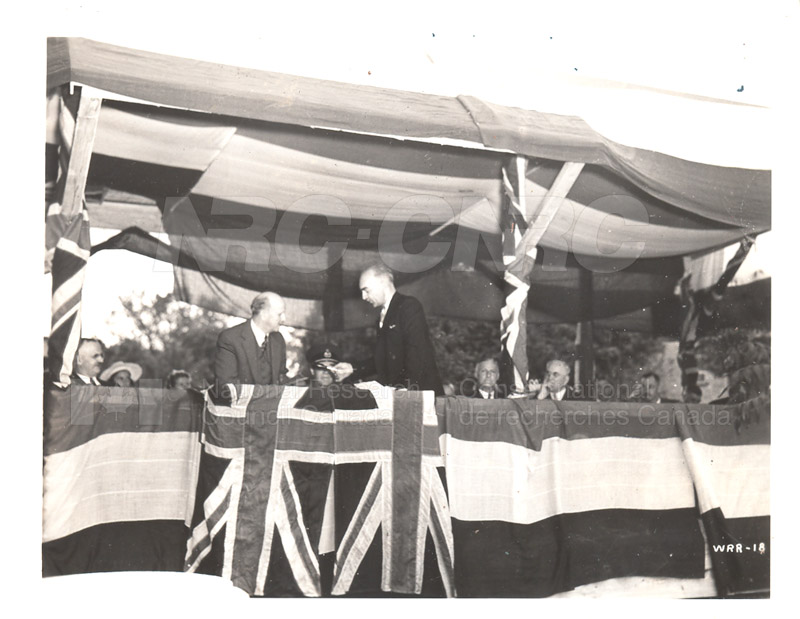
[184,383,455,597]
[45,91,98,387]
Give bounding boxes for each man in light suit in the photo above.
[336,264,443,395]
[214,291,288,395]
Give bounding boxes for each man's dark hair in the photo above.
[642,371,660,384]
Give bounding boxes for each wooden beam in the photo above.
[322,258,344,332]
[574,265,595,389]
[512,161,584,264]
[60,91,102,218]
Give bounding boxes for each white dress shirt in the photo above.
[250,320,268,346]
[379,291,395,329]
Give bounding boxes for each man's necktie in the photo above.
[260,335,269,358]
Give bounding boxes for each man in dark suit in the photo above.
[336,264,443,395]
[635,371,679,404]
[531,359,579,401]
[468,357,503,399]
[214,291,288,394]
[70,338,106,385]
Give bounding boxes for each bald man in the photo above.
[535,359,576,401]
[336,264,443,395]
[214,291,288,389]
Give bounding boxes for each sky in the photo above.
[11,0,800,613]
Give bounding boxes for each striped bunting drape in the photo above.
[438,396,769,597]
[46,94,92,387]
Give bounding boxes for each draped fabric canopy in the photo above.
[46,38,771,330]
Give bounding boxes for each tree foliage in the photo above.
[104,293,764,400]
[104,293,230,387]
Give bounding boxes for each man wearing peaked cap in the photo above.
[307,342,342,388]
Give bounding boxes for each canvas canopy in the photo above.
[46,37,771,330]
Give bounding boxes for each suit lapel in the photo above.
[241,324,260,382]
[382,293,401,329]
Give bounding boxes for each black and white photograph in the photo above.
[16,0,796,612]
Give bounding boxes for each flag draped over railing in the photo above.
[185,383,455,597]
[46,92,94,387]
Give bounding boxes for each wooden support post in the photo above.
[510,161,584,265]
[501,159,585,393]
[60,88,102,218]
[323,258,344,331]
[574,265,595,392]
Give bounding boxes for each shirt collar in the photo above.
[479,388,494,398]
[250,320,267,345]
[76,373,95,385]
[554,387,567,401]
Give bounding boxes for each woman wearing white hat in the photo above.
[99,361,143,388]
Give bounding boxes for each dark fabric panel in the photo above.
[529,162,746,231]
[702,509,770,597]
[189,449,231,577]
[287,461,333,554]
[260,526,304,597]
[50,248,86,291]
[87,153,202,200]
[229,389,282,594]
[42,520,188,576]
[674,399,770,447]
[452,508,705,597]
[44,385,203,456]
[438,397,770,449]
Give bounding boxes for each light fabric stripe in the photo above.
[422,390,438,427]
[200,442,244,461]
[51,273,84,318]
[274,449,395,466]
[93,106,236,169]
[43,431,200,541]
[279,407,334,424]
[413,458,433,594]
[318,472,336,554]
[429,468,456,597]
[50,301,79,334]
[275,449,335,465]
[192,132,501,220]
[440,435,696,523]
[332,450,392,465]
[55,236,91,261]
[682,439,770,519]
[334,408,393,423]
[206,385,251,418]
